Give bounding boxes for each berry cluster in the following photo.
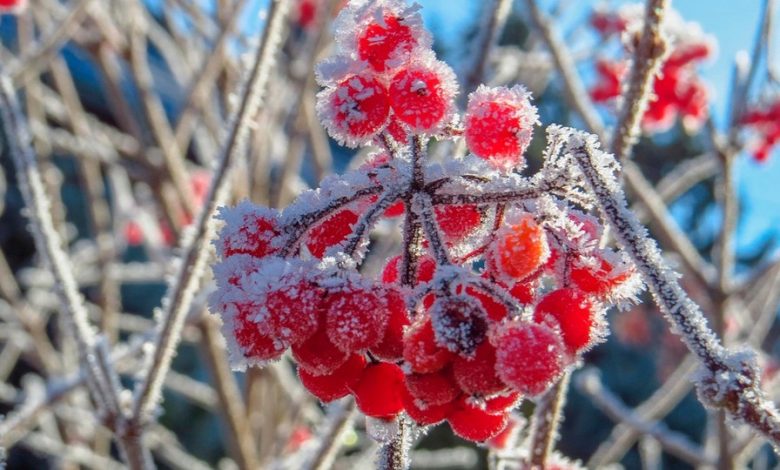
[211,0,640,446]
[740,98,780,162]
[590,4,714,132]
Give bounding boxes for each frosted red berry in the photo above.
[405,368,460,406]
[306,209,359,258]
[370,288,410,361]
[534,288,595,354]
[263,282,322,346]
[434,204,483,242]
[430,295,488,357]
[325,285,388,352]
[230,302,286,362]
[490,213,548,281]
[317,73,390,146]
[402,386,455,426]
[448,398,509,442]
[403,317,454,374]
[381,254,436,285]
[483,391,522,415]
[570,252,634,298]
[351,362,406,419]
[357,13,416,72]
[494,323,564,396]
[298,353,367,402]
[464,85,539,169]
[292,324,350,375]
[218,202,279,259]
[388,60,456,132]
[452,342,506,396]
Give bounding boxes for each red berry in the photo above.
[357,13,416,72]
[371,288,410,361]
[351,363,406,419]
[263,282,321,346]
[448,398,509,442]
[484,391,522,414]
[464,85,539,169]
[384,117,409,145]
[452,342,506,396]
[317,73,390,146]
[490,213,548,281]
[381,254,436,285]
[430,296,488,357]
[487,417,519,449]
[534,288,595,354]
[306,209,359,258]
[229,302,286,362]
[569,251,634,298]
[466,286,508,323]
[292,324,350,375]
[434,205,482,242]
[388,60,456,132]
[218,202,279,259]
[403,317,454,374]
[402,386,455,426]
[298,354,367,402]
[494,323,564,396]
[325,285,388,352]
[405,368,460,406]
[509,280,535,305]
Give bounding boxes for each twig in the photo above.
[609,0,669,162]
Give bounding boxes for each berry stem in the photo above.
[528,373,570,468]
[377,417,411,470]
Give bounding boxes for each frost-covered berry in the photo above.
[490,212,548,282]
[403,317,454,374]
[228,302,286,362]
[260,283,322,346]
[448,398,509,442]
[483,391,522,414]
[494,323,564,396]
[534,288,596,354]
[317,73,390,147]
[298,353,367,402]
[351,362,406,418]
[388,58,457,132]
[402,386,454,426]
[487,416,519,449]
[464,85,539,169]
[434,205,483,242]
[217,201,280,259]
[405,368,460,406]
[325,284,388,352]
[430,295,488,357]
[292,323,350,375]
[452,342,506,396]
[357,12,416,72]
[306,209,359,258]
[381,254,436,284]
[569,251,635,299]
[371,288,410,361]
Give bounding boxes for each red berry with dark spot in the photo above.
[430,296,488,357]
